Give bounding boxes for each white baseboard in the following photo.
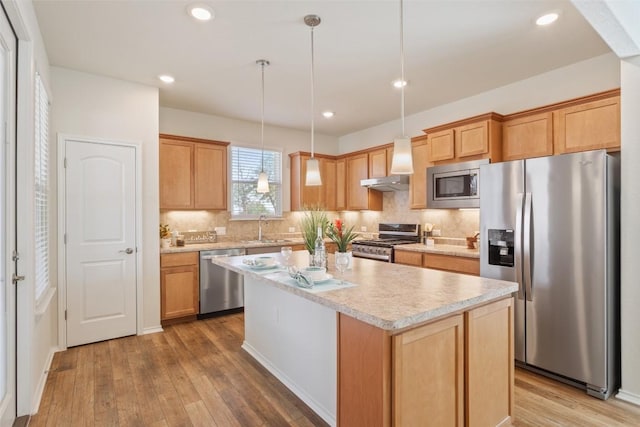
[142,326,163,335]
[31,347,60,414]
[616,389,640,407]
[242,341,336,427]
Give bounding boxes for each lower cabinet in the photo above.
[160,252,199,323]
[394,249,480,276]
[338,297,514,426]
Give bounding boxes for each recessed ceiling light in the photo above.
[188,4,214,21]
[393,79,407,88]
[322,111,335,119]
[158,75,175,84]
[536,12,559,26]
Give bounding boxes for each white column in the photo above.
[619,55,640,405]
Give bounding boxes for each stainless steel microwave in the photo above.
[427,159,489,208]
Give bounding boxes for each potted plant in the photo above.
[299,207,328,255]
[326,218,357,270]
[159,224,172,249]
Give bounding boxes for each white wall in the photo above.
[619,55,640,405]
[339,52,620,153]
[50,67,160,331]
[160,107,339,212]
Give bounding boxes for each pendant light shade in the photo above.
[390,0,414,175]
[304,14,322,187]
[256,59,270,193]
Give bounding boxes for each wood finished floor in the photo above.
[29,312,640,426]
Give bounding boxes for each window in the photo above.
[230,145,282,218]
[35,72,50,301]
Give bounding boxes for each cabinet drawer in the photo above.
[394,250,423,267]
[423,253,480,276]
[161,251,199,268]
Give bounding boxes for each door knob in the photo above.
[119,248,134,254]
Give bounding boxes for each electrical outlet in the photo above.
[360,226,367,232]
[288,227,295,233]
[432,229,441,237]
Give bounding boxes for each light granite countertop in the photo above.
[211,250,517,333]
[160,238,306,254]
[395,243,480,259]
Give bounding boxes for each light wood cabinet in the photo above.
[423,253,480,276]
[160,252,199,323]
[409,136,430,209]
[336,158,347,211]
[466,298,514,427]
[554,95,620,154]
[394,250,422,267]
[159,134,229,210]
[338,296,513,426]
[428,129,455,162]
[290,152,337,211]
[424,113,504,165]
[394,249,480,276]
[394,314,464,426]
[368,146,394,178]
[346,153,382,211]
[502,112,553,161]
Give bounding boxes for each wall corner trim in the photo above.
[142,326,163,335]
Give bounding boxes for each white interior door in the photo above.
[65,139,137,347]
[0,6,16,425]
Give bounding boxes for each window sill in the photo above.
[35,287,57,321]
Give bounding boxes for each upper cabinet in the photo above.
[424,113,504,165]
[410,135,430,209]
[553,94,620,154]
[368,145,394,178]
[290,152,337,211]
[502,112,553,161]
[502,89,620,161]
[160,134,228,210]
[346,153,382,211]
[336,158,347,211]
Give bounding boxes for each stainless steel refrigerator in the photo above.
[480,150,619,399]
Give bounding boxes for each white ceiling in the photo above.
[33,0,610,137]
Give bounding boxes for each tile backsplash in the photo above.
[160,191,479,240]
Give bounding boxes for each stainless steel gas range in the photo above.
[352,223,421,263]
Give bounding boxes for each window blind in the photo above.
[34,72,49,301]
[230,146,282,217]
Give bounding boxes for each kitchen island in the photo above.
[211,251,518,427]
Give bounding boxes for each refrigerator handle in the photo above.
[523,192,533,301]
[515,193,525,300]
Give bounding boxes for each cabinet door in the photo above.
[160,139,193,209]
[336,158,347,211]
[194,143,227,209]
[368,148,388,178]
[346,154,370,210]
[502,113,553,161]
[160,264,199,320]
[410,138,429,209]
[466,298,514,427]
[386,147,394,175]
[394,250,422,266]
[393,314,464,427]
[323,158,337,211]
[290,153,323,210]
[428,129,455,162]
[554,96,620,154]
[457,120,489,158]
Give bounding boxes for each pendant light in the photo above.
[304,14,322,186]
[390,0,414,175]
[256,59,270,193]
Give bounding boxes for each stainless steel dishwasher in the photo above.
[199,248,246,316]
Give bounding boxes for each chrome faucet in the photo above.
[258,214,267,241]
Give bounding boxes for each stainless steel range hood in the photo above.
[360,175,410,192]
